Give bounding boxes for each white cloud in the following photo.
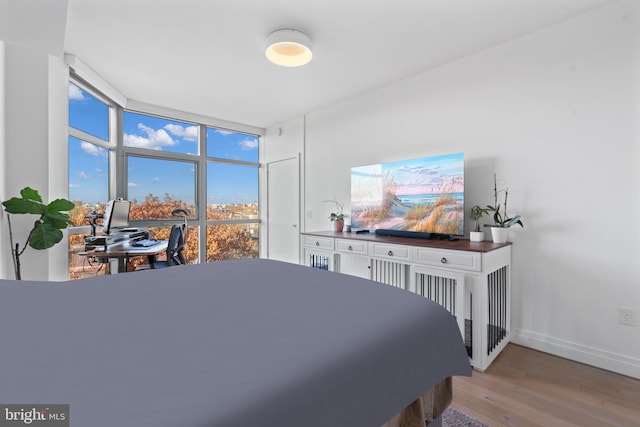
[152,177,160,182]
[239,137,258,151]
[69,183,80,188]
[128,182,142,188]
[78,172,90,180]
[165,124,198,142]
[124,124,177,150]
[68,83,86,101]
[215,129,233,136]
[80,141,107,157]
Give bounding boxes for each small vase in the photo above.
[469,231,484,242]
[491,227,508,243]
[331,220,344,232]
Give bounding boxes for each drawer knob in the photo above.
[388,250,394,256]
[441,257,447,264]
[315,241,319,246]
[348,245,353,251]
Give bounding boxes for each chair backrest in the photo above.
[167,224,186,266]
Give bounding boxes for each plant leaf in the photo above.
[47,199,75,213]
[2,198,46,215]
[44,211,74,229]
[502,215,524,228]
[20,187,43,203]
[28,222,63,250]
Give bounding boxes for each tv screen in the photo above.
[350,152,464,237]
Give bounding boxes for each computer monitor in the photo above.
[102,199,131,234]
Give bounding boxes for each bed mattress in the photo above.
[0,258,470,427]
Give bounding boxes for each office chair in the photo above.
[136,225,185,270]
[164,224,187,266]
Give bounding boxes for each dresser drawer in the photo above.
[336,238,368,255]
[302,235,334,250]
[414,247,481,272]
[370,242,411,261]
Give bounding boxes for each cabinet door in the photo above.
[338,253,371,280]
[302,248,336,271]
[370,258,410,290]
[412,265,469,359]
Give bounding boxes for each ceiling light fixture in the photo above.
[265,29,313,67]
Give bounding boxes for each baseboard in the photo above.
[511,328,640,379]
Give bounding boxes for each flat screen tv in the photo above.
[350,152,464,238]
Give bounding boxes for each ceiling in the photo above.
[60,0,616,129]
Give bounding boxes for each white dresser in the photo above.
[301,231,512,371]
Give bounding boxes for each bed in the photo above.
[0,258,470,426]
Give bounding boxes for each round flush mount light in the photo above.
[265,29,313,67]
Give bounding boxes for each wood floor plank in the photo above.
[451,344,640,427]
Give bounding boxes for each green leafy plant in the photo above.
[323,198,347,222]
[490,174,524,228]
[2,187,75,280]
[470,205,492,232]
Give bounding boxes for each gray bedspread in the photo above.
[0,259,470,426]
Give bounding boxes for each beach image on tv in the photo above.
[350,152,464,235]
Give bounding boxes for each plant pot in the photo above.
[469,231,484,242]
[491,227,508,244]
[331,220,344,232]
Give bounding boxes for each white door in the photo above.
[267,157,299,263]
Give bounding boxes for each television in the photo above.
[102,199,131,234]
[350,152,464,239]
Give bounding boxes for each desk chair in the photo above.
[172,208,190,245]
[136,225,185,270]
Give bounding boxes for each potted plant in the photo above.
[2,187,75,280]
[488,174,524,243]
[469,205,492,242]
[323,198,347,232]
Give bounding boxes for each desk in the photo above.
[81,240,168,273]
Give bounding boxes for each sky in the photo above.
[68,83,259,206]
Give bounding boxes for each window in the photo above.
[68,136,109,205]
[206,224,259,261]
[124,111,199,155]
[207,163,258,218]
[206,127,258,162]
[127,156,197,219]
[67,80,113,279]
[205,127,259,260]
[68,82,110,141]
[68,80,261,279]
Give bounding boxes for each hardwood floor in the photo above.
[451,344,640,427]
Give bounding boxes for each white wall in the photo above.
[292,1,640,377]
[0,41,6,279]
[262,116,305,258]
[0,42,69,281]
